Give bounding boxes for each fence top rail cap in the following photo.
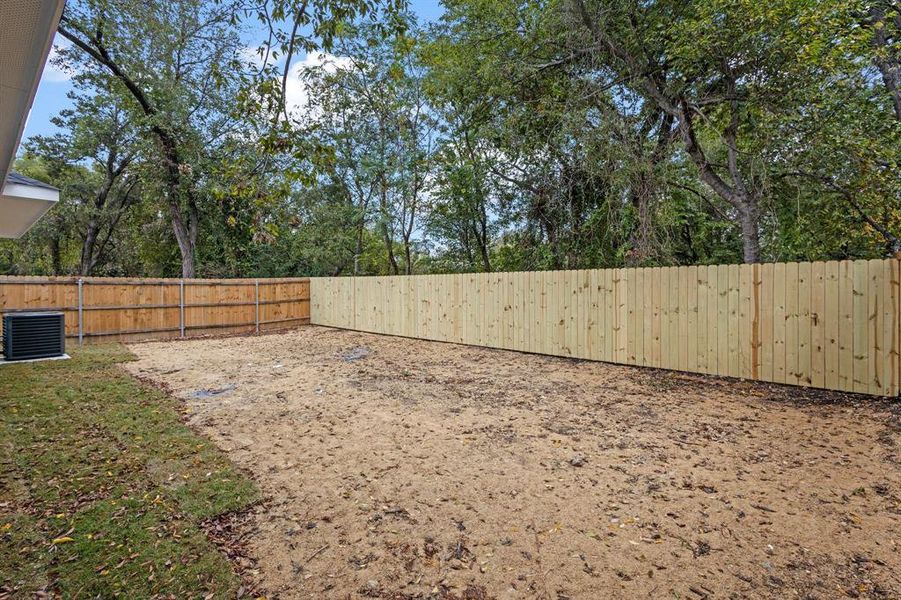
[308,257,896,280]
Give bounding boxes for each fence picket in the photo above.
[1,276,310,343]
[15,261,894,397]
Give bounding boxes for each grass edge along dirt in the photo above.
[0,344,259,598]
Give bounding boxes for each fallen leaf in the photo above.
[52,536,75,544]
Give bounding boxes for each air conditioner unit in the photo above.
[2,312,65,361]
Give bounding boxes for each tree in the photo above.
[866,0,900,122]
[29,95,140,275]
[299,20,437,275]
[56,0,249,277]
[426,137,496,272]
[562,0,758,262]
[422,0,651,269]
[7,0,896,278]
[1,155,78,275]
[426,0,899,266]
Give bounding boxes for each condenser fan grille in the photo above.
[2,312,65,361]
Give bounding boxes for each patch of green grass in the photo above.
[0,344,259,597]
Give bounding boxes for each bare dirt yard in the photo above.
[125,326,900,600]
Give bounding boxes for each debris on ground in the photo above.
[340,346,370,362]
[190,383,236,398]
[127,327,901,600]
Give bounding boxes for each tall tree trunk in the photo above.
[353,197,368,276]
[381,221,398,275]
[161,141,199,278]
[80,219,100,275]
[354,228,364,276]
[49,234,62,275]
[377,165,398,275]
[403,238,413,275]
[471,215,492,272]
[402,184,419,275]
[738,201,761,264]
[478,243,491,272]
[169,198,197,278]
[178,241,196,279]
[626,176,654,266]
[461,229,476,270]
[79,171,135,276]
[477,198,492,272]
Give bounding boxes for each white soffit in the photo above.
[0,0,66,238]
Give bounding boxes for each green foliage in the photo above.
[5,0,898,277]
[416,0,900,268]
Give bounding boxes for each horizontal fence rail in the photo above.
[311,260,900,397]
[1,276,311,344]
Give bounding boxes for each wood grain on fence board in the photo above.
[1,276,309,343]
[310,260,900,397]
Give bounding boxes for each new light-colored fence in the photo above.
[0,276,310,343]
[312,260,900,397]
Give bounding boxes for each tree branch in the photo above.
[782,170,901,253]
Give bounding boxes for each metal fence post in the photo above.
[255,279,260,333]
[179,280,185,338]
[77,278,84,345]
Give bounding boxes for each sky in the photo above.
[21,0,445,143]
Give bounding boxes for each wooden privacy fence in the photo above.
[0,276,310,343]
[312,259,901,397]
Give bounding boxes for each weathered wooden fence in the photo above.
[312,260,901,397]
[0,276,310,343]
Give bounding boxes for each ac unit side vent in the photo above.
[2,312,66,361]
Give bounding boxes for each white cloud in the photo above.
[238,45,269,69]
[284,53,353,118]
